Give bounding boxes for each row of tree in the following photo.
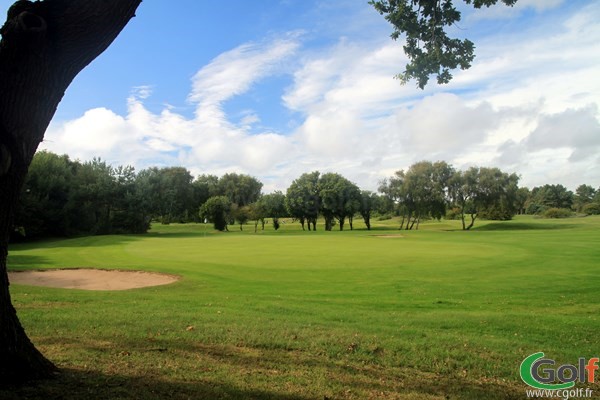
[378,161,520,230]
[12,151,266,238]
[12,151,600,239]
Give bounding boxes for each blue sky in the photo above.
[2,0,598,192]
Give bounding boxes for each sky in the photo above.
[2,0,599,193]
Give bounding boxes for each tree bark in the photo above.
[338,216,344,231]
[0,0,141,384]
[363,216,371,231]
[466,213,477,230]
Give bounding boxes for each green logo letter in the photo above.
[520,352,575,390]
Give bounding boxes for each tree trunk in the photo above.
[408,215,417,230]
[0,0,141,384]
[459,201,467,230]
[0,162,57,382]
[399,213,405,230]
[466,213,477,230]
[324,216,332,231]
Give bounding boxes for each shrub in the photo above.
[582,203,600,215]
[542,208,573,219]
[526,203,547,215]
[376,214,392,221]
[479,205,514,221]
[445,207,461,220]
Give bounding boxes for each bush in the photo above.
[542,208,573,219]
[582,203,600,215]
[525,203,547,215]
[445,207,461,220]
[376,214,392,221]
[478,206,514,221]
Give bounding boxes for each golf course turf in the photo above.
[2,216,599,399]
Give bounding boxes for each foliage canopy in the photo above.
[370,0,518,88]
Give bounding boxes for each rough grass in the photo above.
[2,216,600,399]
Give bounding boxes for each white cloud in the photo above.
[189,35,300,107]
[525,106,600,160]
[42,2,600,192]
[463,0,564,21]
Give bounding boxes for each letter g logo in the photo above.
[520,352,575,390]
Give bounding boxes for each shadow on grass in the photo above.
[0,362,524,400]
[9,234,145,250]
[145,231,211,239]
[474,222,577,231]
[0,333,527,400]
[180,342,523,400]
[0,368,311,400]
[6,254,53,270]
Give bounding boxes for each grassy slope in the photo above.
[2,216,600,399]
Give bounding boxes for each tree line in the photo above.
[12,151,600,240]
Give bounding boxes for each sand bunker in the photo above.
[8,269,179,291]
[372,234,405,238]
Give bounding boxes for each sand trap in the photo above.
[372,234,405,238]
[8,269,179,291]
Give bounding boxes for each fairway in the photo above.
[3,216,600,399]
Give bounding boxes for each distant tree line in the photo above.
[12,151,600,240]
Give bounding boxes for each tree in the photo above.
[383,161,453,230]
[407,161,453,229]
[526,184,573,214]
[574,184,596,213]
[137,167,195,224]
[448,166,519,230]
[514,187,530,215]
[68,158,118,234]
[359,191,380,230]
[14,151,149,239]
[217,173,263,207]
[200,196,231,232]
[13,151,74,238]
[260,191,287,231]
[110,165,151,234]
[0,0,141,382]
[193,174,219,208]
[318,173,361,231]
[378,171,407,226]
[231,204,251,231]
[285,171,320,231]
[248,201,267,232]
[370,0,517,89]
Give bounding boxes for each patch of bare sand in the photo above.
[371,234,405,238]
[8,269,179,291]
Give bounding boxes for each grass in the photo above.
[2,215,600,399]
